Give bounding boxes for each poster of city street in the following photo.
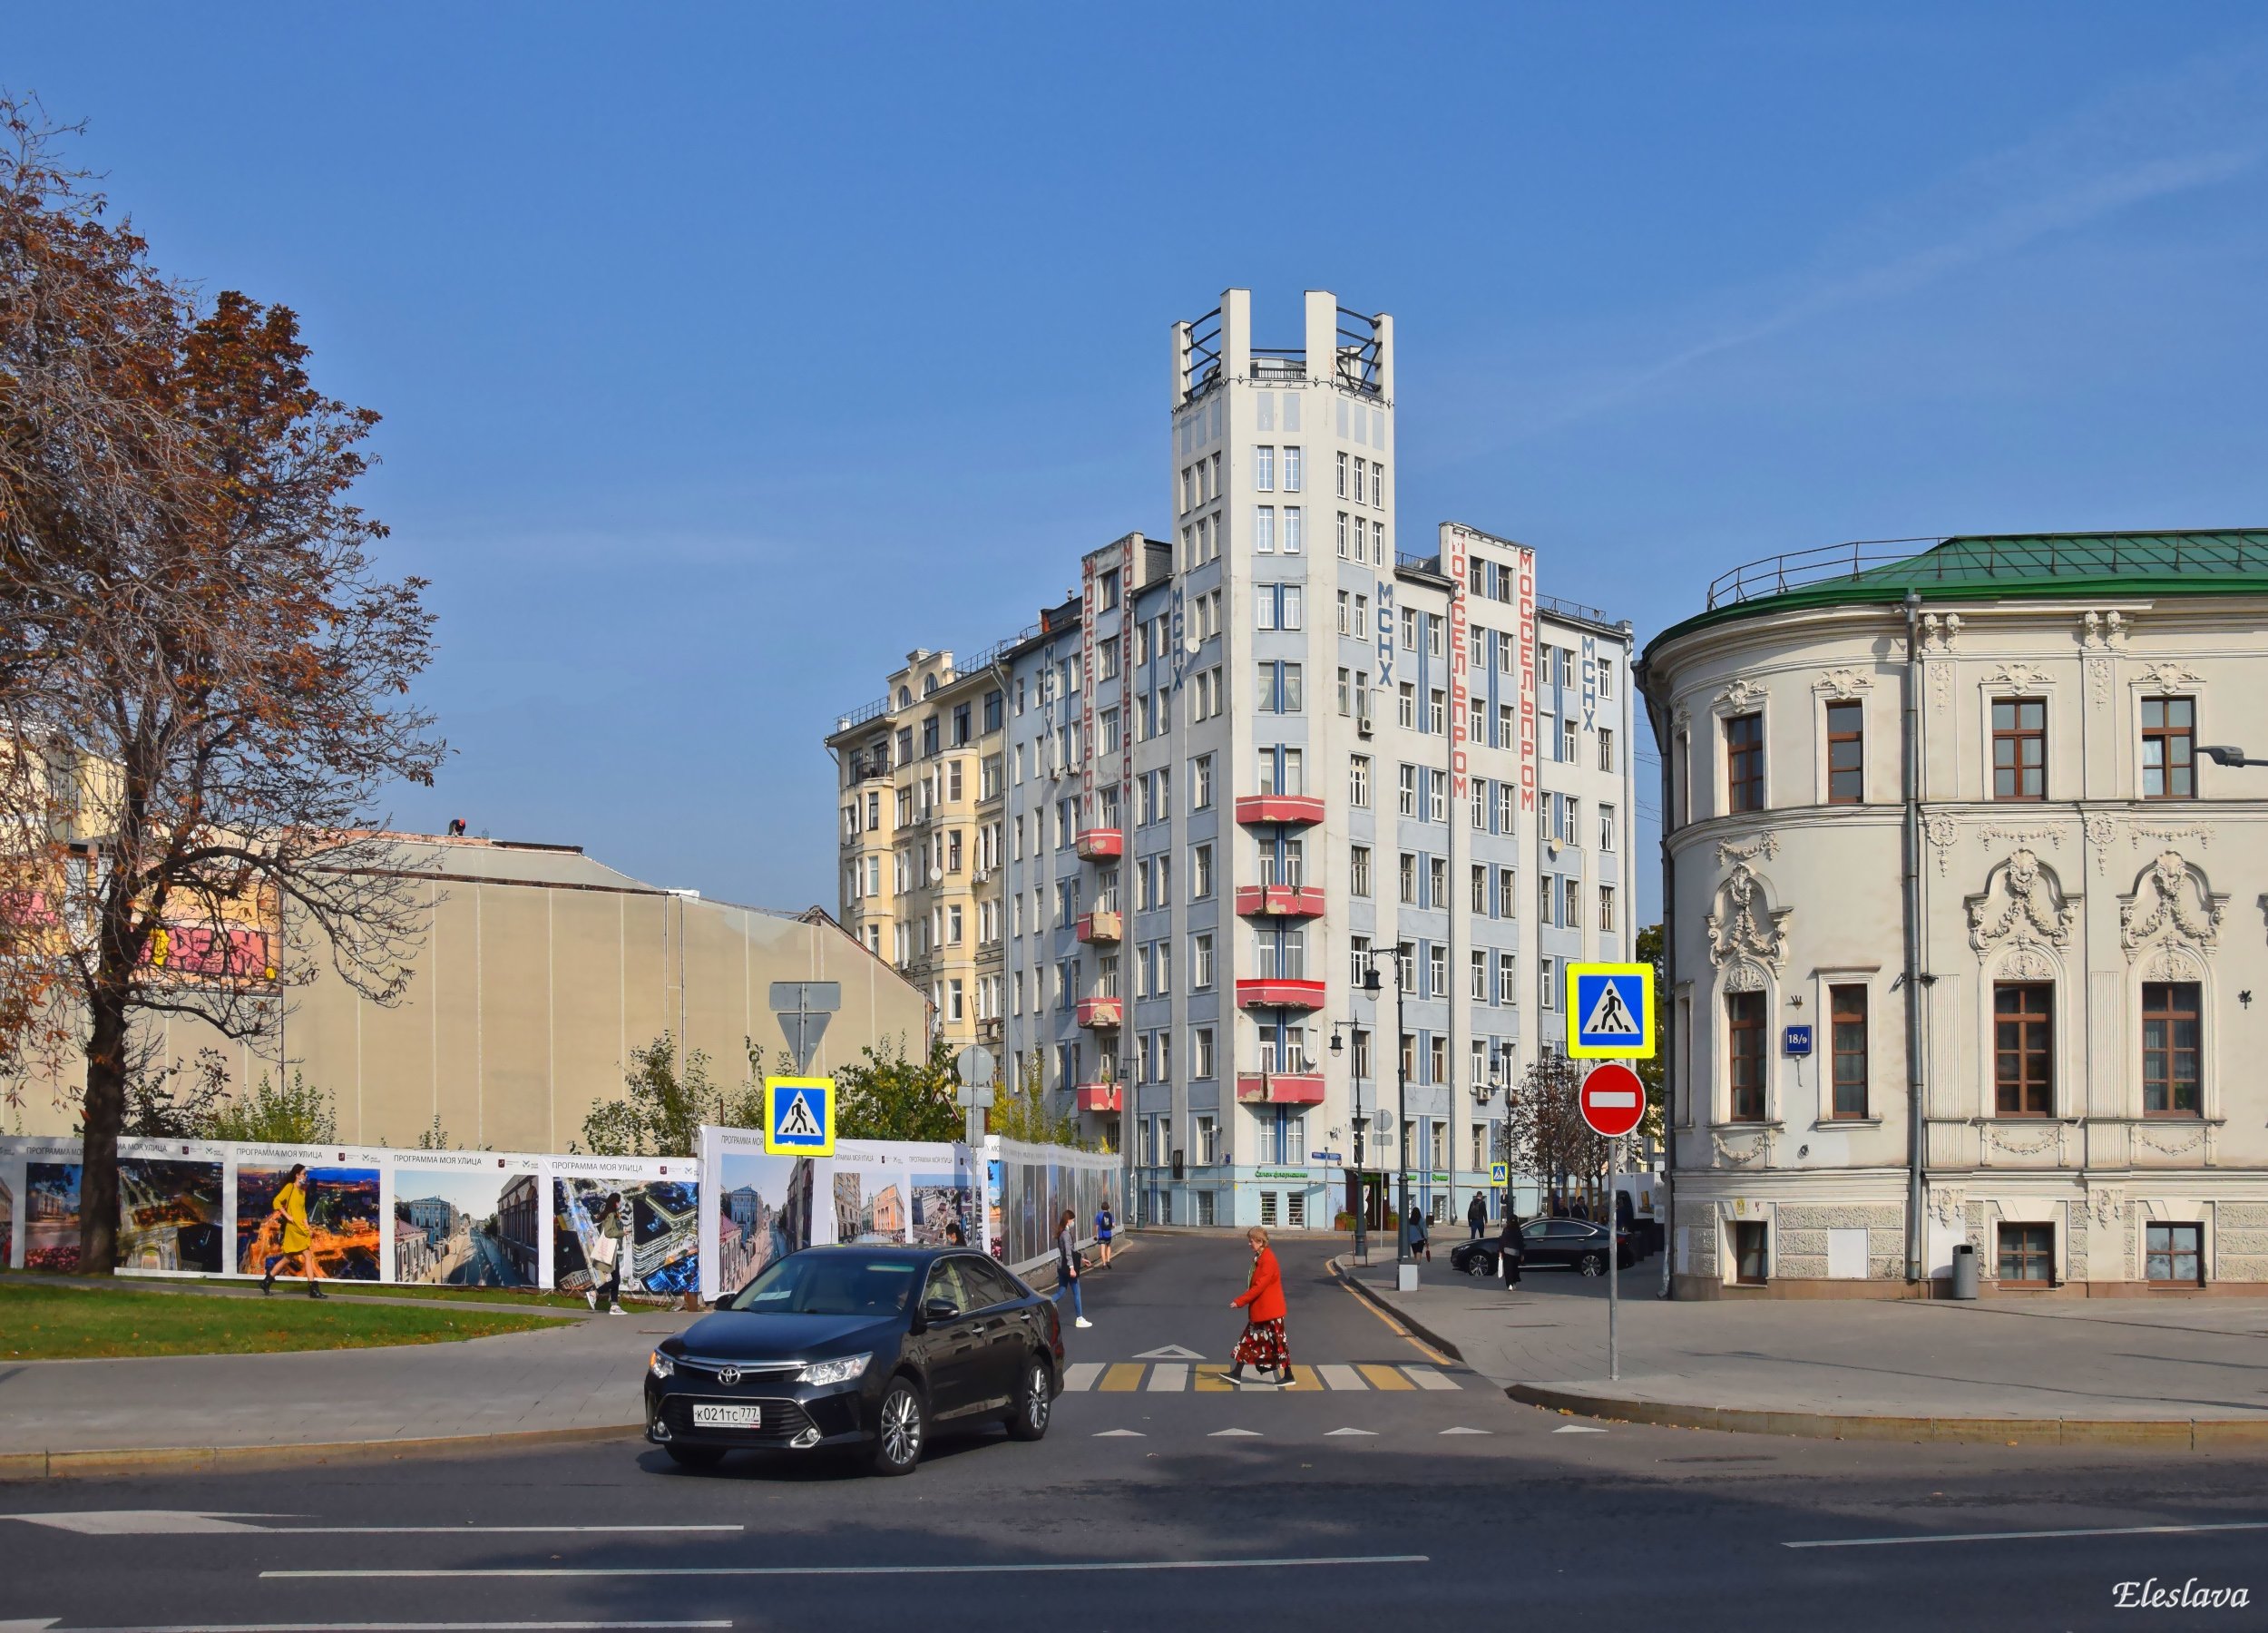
[709,1149,815,1300]
[390,1158,541,1287]
[903,1139,972,1247]
[236,1157,382,1281]
[116,1157,224,1274]
[551,1156,699,1301]
[0,1160,15,1270]
[24,1161,82,1272]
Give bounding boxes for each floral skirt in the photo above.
[1233,1316,1289,1371]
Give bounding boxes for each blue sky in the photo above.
[12,5,2268,922]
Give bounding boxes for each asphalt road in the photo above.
[4,1233,2266,1631]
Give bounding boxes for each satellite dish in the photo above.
[1183,631,1201,655]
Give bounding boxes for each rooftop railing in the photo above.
[1705,539,1937,609]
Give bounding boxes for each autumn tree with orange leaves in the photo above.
[0,97,445,1274]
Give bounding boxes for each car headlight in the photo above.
[798,1352,871,1387]
[649,1349,675,1380]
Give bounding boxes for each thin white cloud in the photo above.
[1484,37,2268,442]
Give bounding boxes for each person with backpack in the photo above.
[1224,1227,1294,1387]
[1094,1198,1116,1268]
[1466,1191,1487,1241]
[1055,1208,1091,1328]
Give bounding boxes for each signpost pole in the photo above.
[1608,1129,1620,1382]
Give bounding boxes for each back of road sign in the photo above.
[1567,962,1656,1059]
[764,1076,836,1155]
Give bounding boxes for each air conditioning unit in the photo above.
[973,868,992,885]
[1356,710,1374,738]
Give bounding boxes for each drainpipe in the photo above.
[1650,680,1677,1298]
[1902,591,1927,1284]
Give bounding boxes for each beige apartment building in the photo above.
[11,834,931,1150]
[826,647,1012,1056]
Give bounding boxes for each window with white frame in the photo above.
[1254,445,1275,492]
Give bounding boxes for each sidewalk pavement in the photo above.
[1341,1252,2268,1446]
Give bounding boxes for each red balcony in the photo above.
[1235,977,1327,1011]
[1075,1082,1123,1114]
[1234,884,1325,919]
[1236,1072,1326,1106]
[1076,909,1122,944]
[1235,794,1325,827]
[1076,995,1123,1029]
[1075,828,1122,861]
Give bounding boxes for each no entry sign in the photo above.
[1579,1062,1646,1139]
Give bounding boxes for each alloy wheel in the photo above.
[881,1388,923,1467]
[1026,1365,1051,1432]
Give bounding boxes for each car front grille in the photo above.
[672,1355,802,1387]
[660,1394,817,1445]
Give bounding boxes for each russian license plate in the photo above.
[692,1403,760,1429]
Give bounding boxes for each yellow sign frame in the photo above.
[763,1076,837,1155]
[1566,962,1657,1059]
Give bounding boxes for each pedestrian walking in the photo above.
[1466,1192,1487,1241]
[1406,1208,1431,1262]
[1497,1211,1524,1290]
[1055,1208,1091,1328]
[1224,1227,1294,1386]
[587,1192,627,1315]
[1094,1198,1115,1268]
[259,1163,325,1298]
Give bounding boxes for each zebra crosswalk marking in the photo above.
[1060,1362,1461,1393]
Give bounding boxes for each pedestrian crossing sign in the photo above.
[1567,962,1656,1059]
[1490,1162,1509,1188]
[764,1076,836,1155]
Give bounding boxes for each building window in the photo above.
[1540,955,1556,1011]
[1191,843,1213,900]
[1254,445,1275,492]
[2146,1222,2204,1286]
[1725,712,1764,813]
[1397,681,1417,729]
[1192,753,1213,810]
[1254,505,1276,553]
[1830,983,1868,1119]
[1398,764,1418,817]
[1997,1222,2053,1284]
[1258,660,1302,713]
[1726,990,1765,1120]
[1732,1221,1768,1286]
[1429,856,1447,905]
[1496,952,1517,1006]
[1283,445,1302,492]
[1599,804,1617,852]
[2142,980,2202,1116]
[1598,885,1616,933]
[1992,698,2047,800]
[1283,506,1302,553]
[1349,755,1370,807]
[2141,697,2195,799]
[1598,727,1615,773]
[1993,982,2053,1116]
[1560,717,1578,761]
[1350,845,1372,897]
[1398,852,1416,905]
[1191,934,1215,992]
[1470,949,1487,1001]
[1825,699,1863,804]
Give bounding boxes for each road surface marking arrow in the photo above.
[1325,1427,1377,1437]
[1552,1423,1608,1434]
[1208,1427,1263,1437]
[1133,1345,1206,1360]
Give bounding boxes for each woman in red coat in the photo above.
[1226,1227,1294,1386]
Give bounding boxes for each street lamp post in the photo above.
[1359,953,1409,1264]
[1328,1020,1371,1264]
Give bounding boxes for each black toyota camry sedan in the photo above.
[643,1246,1063,1476]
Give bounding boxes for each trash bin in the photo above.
[1950,1241,1980,1300]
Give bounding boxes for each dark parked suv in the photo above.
[645,1246,1063,1476]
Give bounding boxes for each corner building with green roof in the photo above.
[1637,531,2268,1296]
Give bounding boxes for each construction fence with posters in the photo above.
[0,1129,1109,1295]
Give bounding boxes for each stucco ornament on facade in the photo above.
[2091,1188,2125,1228]
[1929,1188,1967,1227]
[1706,862,1791,975]
[1711,1129,1773,1167]
[1712,678,1764,716]
[1923,813,1960,875]
[1813,667,1873,699]
[1985,661,2052,692]
[2084,812,2118,873]
[2118,850,2225,962]
[1715,831,1778,868]
[2080,610,2127,709]
[2139,660,2201,689]
[1967,847,2080,961]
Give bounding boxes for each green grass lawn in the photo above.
[0,1279,563,1360]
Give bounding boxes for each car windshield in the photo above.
[727,1254,921,1318]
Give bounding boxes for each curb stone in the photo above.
[0,1422,644,1482]
[1505,1383,2268,1448]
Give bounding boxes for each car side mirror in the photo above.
[921,1298,959,1326]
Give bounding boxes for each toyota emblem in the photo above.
[716,1365,741,1387]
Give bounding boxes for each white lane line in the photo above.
[1785,1520,2268,1550]
[278,1527,743,1536]
[1317,1364,1367,1392]
[1401,1365,1460,1392]
[1147,1363,1188,1392]
[0,1515,740,1538]
[1325,1427,1376,1437]
[1207,1428,1262,1438]
[1061,1362,1106,1392]
[264,1556,1430,1581]
[1551,1424,1608,1435]
[1440,1427,1492,1436]
[1094,1429,1146,1438]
